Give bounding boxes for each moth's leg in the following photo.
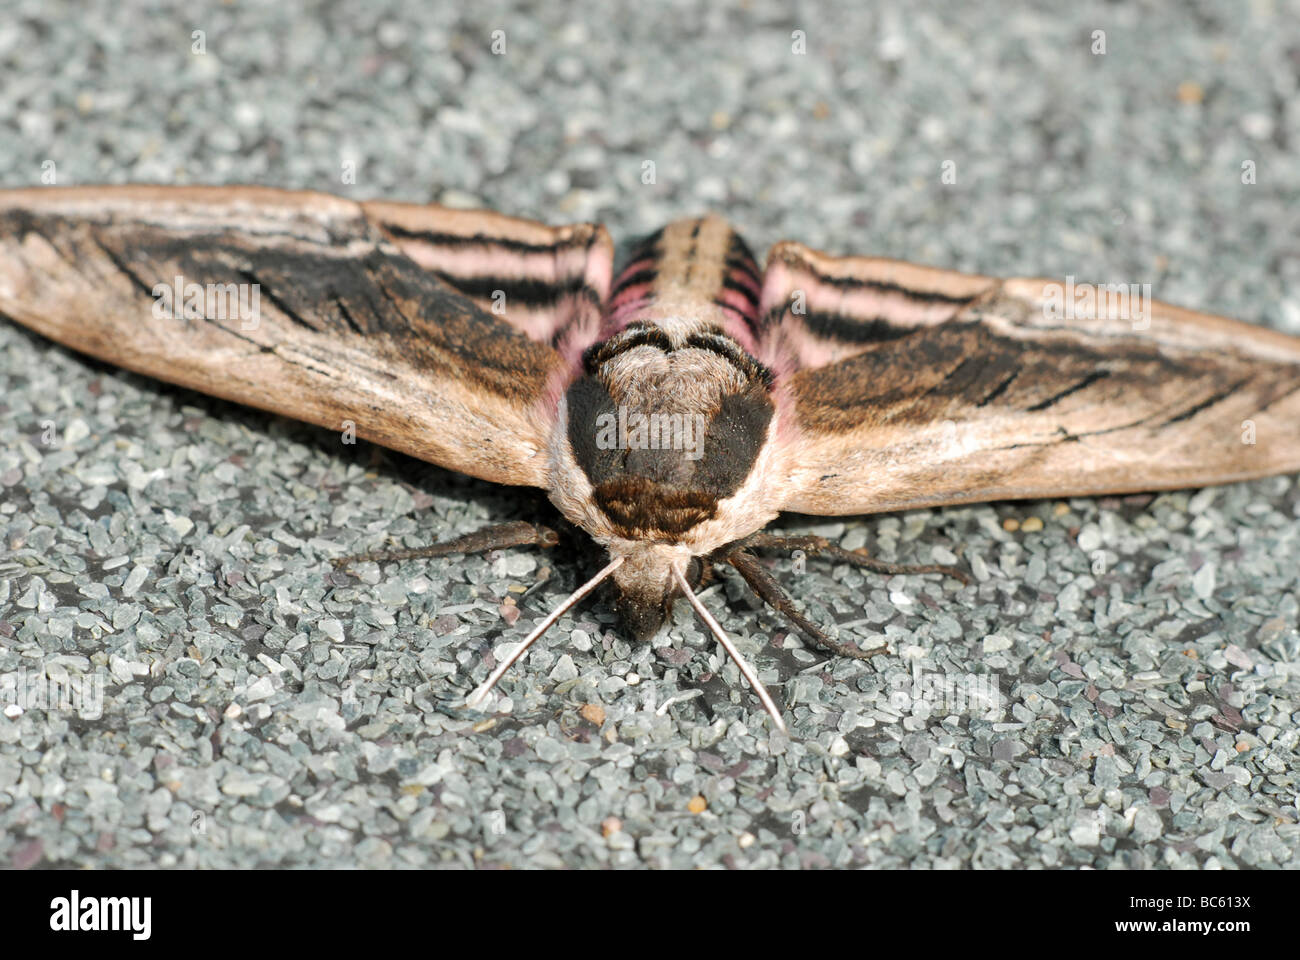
[332,520,559,570]
[742,533,971,585]
[724,549,888,660]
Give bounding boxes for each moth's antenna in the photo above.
[466,555,625,711]
[671,565,788,735]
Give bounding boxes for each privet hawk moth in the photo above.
[2,186,1298,733]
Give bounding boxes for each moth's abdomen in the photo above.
[604,215,762,353]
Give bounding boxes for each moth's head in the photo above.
[606,541,705,643]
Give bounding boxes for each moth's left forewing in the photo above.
[762,250,1300,515]
[0,186,587,487]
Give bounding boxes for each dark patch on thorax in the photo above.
[567,324,774,538]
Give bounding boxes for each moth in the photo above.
[3,186,1299,734]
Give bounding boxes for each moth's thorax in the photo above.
[545,214,786,554]
[558,322,774,538]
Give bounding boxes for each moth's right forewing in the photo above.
[774,265,1300,515]
[0,186,572,487]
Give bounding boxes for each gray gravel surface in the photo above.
[1,0,1299,869]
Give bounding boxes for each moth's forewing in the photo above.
[760,242,1300,515]
[0,186,614,487]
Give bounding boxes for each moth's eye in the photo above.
[685,557,704,590]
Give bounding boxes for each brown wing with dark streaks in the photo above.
[359,198,612,363]
[0,185,595,487]
[760,242,1300,515]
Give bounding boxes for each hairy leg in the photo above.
[332,520,559,570]
[742,532,970,585]
[725,549,888,659]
